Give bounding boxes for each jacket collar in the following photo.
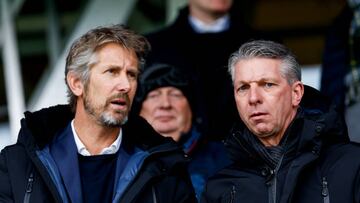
[18,105,178,152]
[225,85,349,167]
[49,123,82,203]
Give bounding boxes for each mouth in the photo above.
[110,98,128,110]
[250,112,267,119]
[155,115,175,122]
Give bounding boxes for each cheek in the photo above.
[180,106,192,120]
[235,98,246,115]
[129,82,138,98]
[140,103,155,119]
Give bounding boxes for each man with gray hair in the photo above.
[0,24,196,203]
[202,40,360,203]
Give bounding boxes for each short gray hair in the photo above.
[65,24,150,112]
[228,40,301,84]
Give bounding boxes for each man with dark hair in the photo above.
[0,25,196,203]
[145,0,262,140]
[133,63,230,200]
[202,40,360,202]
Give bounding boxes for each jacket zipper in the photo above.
[229,185,236,203]
[267,152,285,203]
[152,186,157,203]
[23,172,34,203]
[321,177,330,203]
[267,169,276,203]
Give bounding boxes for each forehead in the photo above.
[95,43,138,67]
[234,58,283,82]
[148,86,183,94]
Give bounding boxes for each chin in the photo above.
[100,112,127,127]
[156,125,177,134]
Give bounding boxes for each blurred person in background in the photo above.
[134,63,230,200]
[145,0,265,140]
[321,0,360,142]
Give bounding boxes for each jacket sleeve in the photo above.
[0,149,15,202]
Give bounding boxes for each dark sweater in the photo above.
[78,153,118,203]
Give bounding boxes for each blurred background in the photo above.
[0,0,346,149]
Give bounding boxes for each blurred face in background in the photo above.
[140,86,192,141]
[189,0,233,18]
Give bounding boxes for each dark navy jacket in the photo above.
[145,6,262,140]
[202,86,360,203]
[0,105,196,203]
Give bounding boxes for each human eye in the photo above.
[168,89,184,99]
[264,82,275,88]
[105,68,118,75]
[236,84,249,94]
[127,70,138,80]
[146,91,160,100]
[169,92,184,99]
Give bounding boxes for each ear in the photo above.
[291,81,304,107]
[66,72,84,96]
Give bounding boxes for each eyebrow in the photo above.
[235,77,276,85]
[107,64,139,73]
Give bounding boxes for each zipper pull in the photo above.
[230,185,236,203]
[26,173,34,193]
[24,172,34,203]
[321,177,328,197]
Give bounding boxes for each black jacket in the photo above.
[0,105,197,203]
[202,86,360,203]
[321,5,353,112]
[145,6,262,140]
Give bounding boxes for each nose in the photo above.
[248,86,261,105]
[115,72,130,93]
[159,94,171,108]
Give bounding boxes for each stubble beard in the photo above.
[83,93,130,128]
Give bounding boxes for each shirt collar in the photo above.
[71,120,122,156]
[188,14,230,33]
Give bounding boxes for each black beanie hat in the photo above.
[135,63,194,110]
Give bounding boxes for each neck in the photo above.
[73,108,120,155]
[258,110,298,147]
[164,123,191,142]
[162,131,181,142]
[259,135,283,147]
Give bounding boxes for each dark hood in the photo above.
[225,85,349,165]
[17,105,176,151]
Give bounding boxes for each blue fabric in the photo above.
[112,148,149,202]
[112,147,132,196]
[49,123,82,203]
[36,146,69,203]
[36,122,151,203]
[183,127,231,200]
